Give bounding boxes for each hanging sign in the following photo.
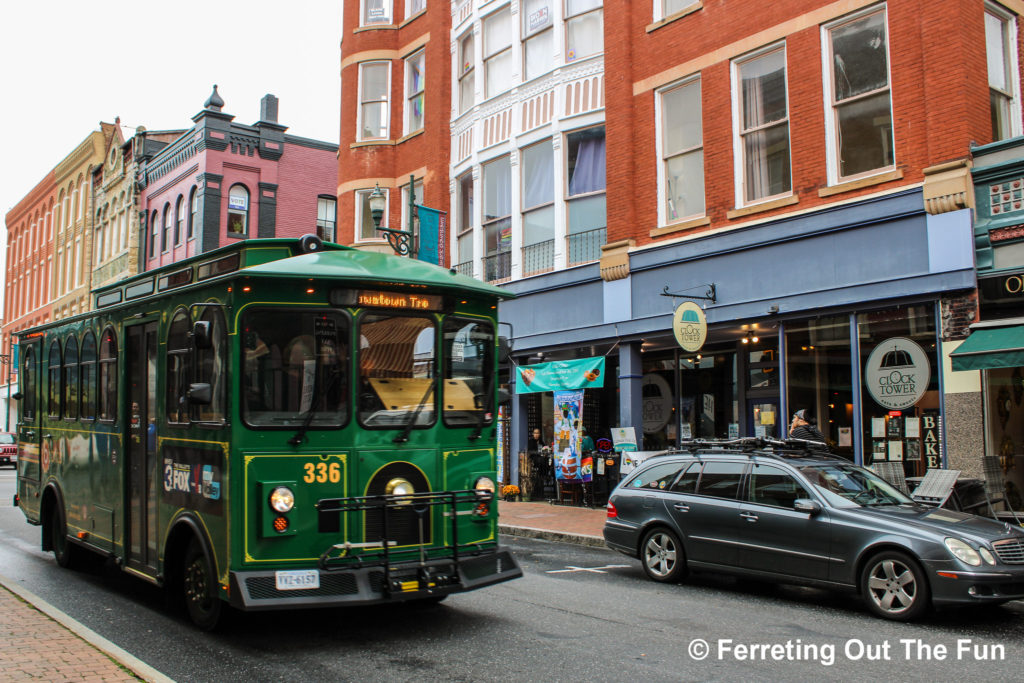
[515,356,605,394]
[672,301,707,352]
[864,337,931,410]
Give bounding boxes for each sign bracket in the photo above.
[661,283,716,304]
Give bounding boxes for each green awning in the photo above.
[950,325,1024,371]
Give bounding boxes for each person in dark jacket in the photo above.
[789,409,826,443]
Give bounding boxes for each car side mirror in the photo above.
[793,498,822,515]
[188,383,212,405]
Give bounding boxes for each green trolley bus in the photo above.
[13,235,521,629]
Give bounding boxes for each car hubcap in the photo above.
[867,559,916,613]
[644,533,676,577]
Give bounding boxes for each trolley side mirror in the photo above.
[498,336,511,364]
[11,392,22,401]
[192,321,212,350]
[188,383,212,405]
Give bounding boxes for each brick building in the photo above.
[138,87,338,270]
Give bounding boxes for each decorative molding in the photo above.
[600,239,634,282]
[922,159,973,215]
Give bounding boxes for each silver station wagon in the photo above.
[603,440,1024,621]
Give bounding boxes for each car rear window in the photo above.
[628,462,687,490]
[696,461,745,499]
[670,461,702,493]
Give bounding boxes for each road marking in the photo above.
[546,564,631,574]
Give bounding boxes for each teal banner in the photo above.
[416,206,446,266]
[515,356,605,394]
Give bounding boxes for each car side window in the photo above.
[748,464,811,508]
[628,462,686,490]
[695,461,745,499]
[670,461,703,493]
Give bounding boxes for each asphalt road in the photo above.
[1,469,1022,682]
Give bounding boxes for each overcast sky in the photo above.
[0,1,342,312]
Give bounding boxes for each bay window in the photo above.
[359,61,390,141]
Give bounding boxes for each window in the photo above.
[356,187,388,240]
[63,336,79,420]
[175,195,185,246]
[22,345,36,422]
[660,77,704,222]
[660,0,696,20]
[194,307,228,423]
[317,196,337,242]
[405,50,425,134]
[358,314,435,427]
[695,461,745,499]
[523,0,554,82]
[483,156,512,281]
[47,341,62,418]
[162,204,171,252]
[986,5,1020,141]
[566,126,606,264]
[188,187,198,240]
[455,172,474,271]
[150,210,158,259]
[628,462,686,489]
[95,211,105,264]
[359,61,390,141]
[735,46,791,203]
[166,309,191,425]
[401,179,424,236]
[825,8,894,181]
[458,33,476,114]
[522,139,555,275]
[747,464,810,508]
[227,185,249,237]
[565,0,603,62]
[362,0,392,25]
[406,0,425,18]
[80,331,96,421]
[670,461,703,493]
[484,8,514,98]
[443,318,495,427]
[98,328,117,422]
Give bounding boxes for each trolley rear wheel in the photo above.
[182,539,223,631]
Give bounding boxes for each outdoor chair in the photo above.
[870,461,910,495]
[909,468,961,507]
[960,455,1023,525]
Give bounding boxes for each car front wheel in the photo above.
[860,550,930,621]
[641,527,686,583]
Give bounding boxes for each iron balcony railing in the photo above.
[522,239,554,276]
[484,251,511,282]
[453,260,474,277]
[567,226,606,266]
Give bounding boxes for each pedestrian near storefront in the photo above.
[789,409,826,443]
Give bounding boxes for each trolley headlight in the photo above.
[269,486,295,513]
[386,477,415,503]
[979,546,997,565]
[474,476,496,499]
[944,537,982,566]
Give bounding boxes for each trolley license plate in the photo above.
[275,570,320,591]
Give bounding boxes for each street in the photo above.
[1,469,1022,682]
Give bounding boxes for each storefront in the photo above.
[501,187,977,490]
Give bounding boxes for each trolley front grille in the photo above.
[245,573,358,600]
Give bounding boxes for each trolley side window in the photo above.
[442,317,495,427]
[22,345,37,422]
[166,308,191,426]
[194,307,229,424]
[47,341,62,418]
[358,314,436,428]
[98,327,117,422]
[63,335,79,421]
[241,309,349,428]
[80,331,97,421]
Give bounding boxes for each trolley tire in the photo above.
[51,504,80,569]
[182,538,223,631]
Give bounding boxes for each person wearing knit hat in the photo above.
[789,408,826,443]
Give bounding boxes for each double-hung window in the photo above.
[735,46,791,204]
[227,185,249,237]
[458,32,475,114]
[405,50,425,134]
[317,196,337,242]
[659,0,697,21]
[523,0,554,82]
[359,61,390,141]
[455,172,474,274]
[566,126,606,264]
[362,0,392,25]
[356,187,388,241]
[484,8,514,98]
[522,139,555,275]
[565,0,602,62]
[482,156,512,281]
[986,4,1021,141]
[659,77,704,223]
[406,0,425,19]
[824,8,894,182]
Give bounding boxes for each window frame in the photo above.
[162,203,172,253]
[458,31,476,115]
[166,307,192,427]
[361,0,393,26]
[226,184,250,238]
[483,7,514,99]
[47,340,62,418]
[357,312,438,431]
[80,331,97,422]
[358,60,391,142]
[455,171,474,270]
[985,2,1023,141]
[656,75,705,226]
[317,195,338,242]
[522,0,554,83]
[98,327,117,423]
[441,316,496,429]
[565,0,603,63]
[63,335,79,421]
[404,49,426,135]
[355,187,389,242]
[405,0,425,19]
[188,186,198,240]
[655,0,698,22]
[175,195,185,246]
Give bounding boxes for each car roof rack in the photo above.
[666,437,835,459]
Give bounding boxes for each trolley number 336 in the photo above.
[303,462,341,483]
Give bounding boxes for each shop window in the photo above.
[566,126,606,264]
[734,45,791,204]
[317,196,337,242]
[482,156,511,282]
[80,331,97,421]
[523,0,554,82]
[659,77,704,223]
[458,32,475,114]
[359,61,390,141]
[565,0,603,62]
[227,185,249,237]
[98,327,118,422]
[166,308,191,426]
[484,8,514,98]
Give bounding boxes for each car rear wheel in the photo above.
[641,528,686,583]
[860,550,930,621]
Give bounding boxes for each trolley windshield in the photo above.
[358,314,436,427]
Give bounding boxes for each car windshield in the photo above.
[0,433,14,444]
[798,463,913,507]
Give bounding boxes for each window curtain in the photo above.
[568,136,606,196]
[742,74,770,201]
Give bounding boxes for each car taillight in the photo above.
[606,501,617,518]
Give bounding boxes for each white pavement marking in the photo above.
[546,564,631,574]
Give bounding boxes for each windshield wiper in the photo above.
[468,371,495,441]
[288,367,343,446]
[393,381,436,444]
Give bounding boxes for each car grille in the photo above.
[992,538,1024,564]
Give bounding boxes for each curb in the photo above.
[499,524,609,549]
[0,573,174,683]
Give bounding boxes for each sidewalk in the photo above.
[498,500,608,548]
[0,575,172,683]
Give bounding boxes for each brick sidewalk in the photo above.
[498,500,608,547]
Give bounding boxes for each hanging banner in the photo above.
[553,390,591,482]
[515,356,605,394]
[416,205,447,266]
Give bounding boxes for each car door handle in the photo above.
[673,503,690,512]
[739,511,759,522]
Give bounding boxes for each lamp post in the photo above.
[369,183,415,257]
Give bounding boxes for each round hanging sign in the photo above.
[672,301,707,352]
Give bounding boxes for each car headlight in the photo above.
[979,546,997,565]
[944,537,981,566]
[474,476,496,498]
[269,486,295,513]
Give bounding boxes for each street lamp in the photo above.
[369,183,414,256]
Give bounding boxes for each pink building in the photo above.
[137,86,338,270]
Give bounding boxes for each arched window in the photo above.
[47,341,62,418]
[227,185,249,237]
[150,210,159,260]
[166,308,191,425]
[64,336,79,420]
[80,331,97,421]
[95,209,105,263]
[188,187,198,240]
[175,195,186,246]
[99,327,118,422]
[194,307,228,423]
[162,203,171,252]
